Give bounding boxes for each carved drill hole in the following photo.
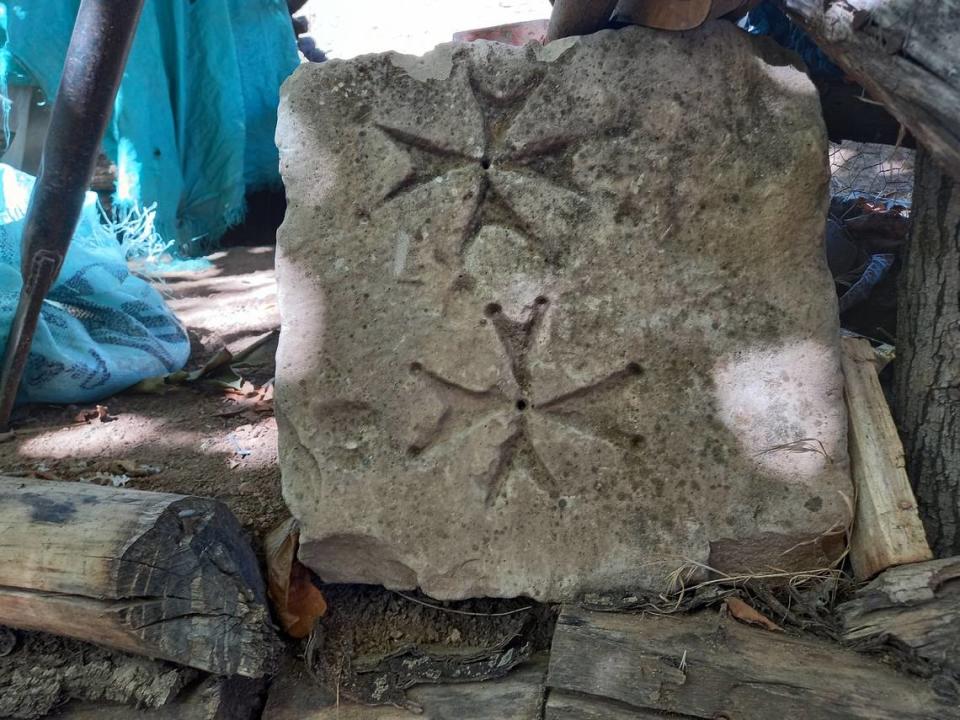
[516,399,528,411]
[626,362,643,376]
[407,445,423,457]
[484,302,502,316]
[481,157,492,170]
[534,295,549,306]
[409,361,423,374]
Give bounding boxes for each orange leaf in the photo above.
[266,518,327,638]
[724,596,783,632]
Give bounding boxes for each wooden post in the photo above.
[775,0,960,179]
[840,336,932,579]
[0,478,279,677]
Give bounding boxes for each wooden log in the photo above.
[841,336,932,580]
[0,478,279,677]
[547,605,958,719]
[48,677,266,720]
[0,628,194,720]
[545,690,667,719]
[263,657,548,719]
[776,0,960,178]
[838,556,960,678]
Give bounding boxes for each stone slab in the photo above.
[276,22,851,601]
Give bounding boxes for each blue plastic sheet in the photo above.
[1,0,299,251]
[0,163,190,405]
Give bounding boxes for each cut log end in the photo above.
[0,479,280,677]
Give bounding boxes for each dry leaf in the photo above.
[724,596,783,632]
[266,518,328,638]
[74,405,113,424]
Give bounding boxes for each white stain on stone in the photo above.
[713,339,846,482]
[393,231,411,277]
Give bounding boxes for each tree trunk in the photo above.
[895,148,960,555]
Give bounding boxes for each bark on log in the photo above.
[547,605,959,719]
[895,148,960,555]
[0,628,194,720]
[777,0,960,179]
[841,336,932,579]
[49,677,266,720]
[838,556,960,679]
[0,478,279,677]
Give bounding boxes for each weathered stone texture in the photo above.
[276,22,851,601]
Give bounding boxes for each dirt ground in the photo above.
[1,246,287,548]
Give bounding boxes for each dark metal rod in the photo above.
[0,0,146,430]
[546,0,620,42]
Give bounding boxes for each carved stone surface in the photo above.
[276,23,852,601]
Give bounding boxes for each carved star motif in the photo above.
[376,70,586,267]
[408,298,644,506]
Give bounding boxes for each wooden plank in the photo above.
[0,478,279,677]
[264,657,548,720]
[777,0,960,178]
[841,336,932,580]
[547,605,957,719]
[838,556,960,678]
[545,690,677,719]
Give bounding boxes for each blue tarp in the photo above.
[1,0,299,251]
[0,163,191,405]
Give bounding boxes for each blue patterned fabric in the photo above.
[1,0,299,252]
[0,164,190,405]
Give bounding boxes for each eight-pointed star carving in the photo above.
[408,299,644,506]
[375,69,589,267]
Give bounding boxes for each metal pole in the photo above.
[0,0,146,430]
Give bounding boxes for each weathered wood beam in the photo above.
[776,0,960,178]
[263,657,549,719]
[0,478,279,677]
[839,556,960,679]
[547,605,956,719]
[841,336,932,580]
